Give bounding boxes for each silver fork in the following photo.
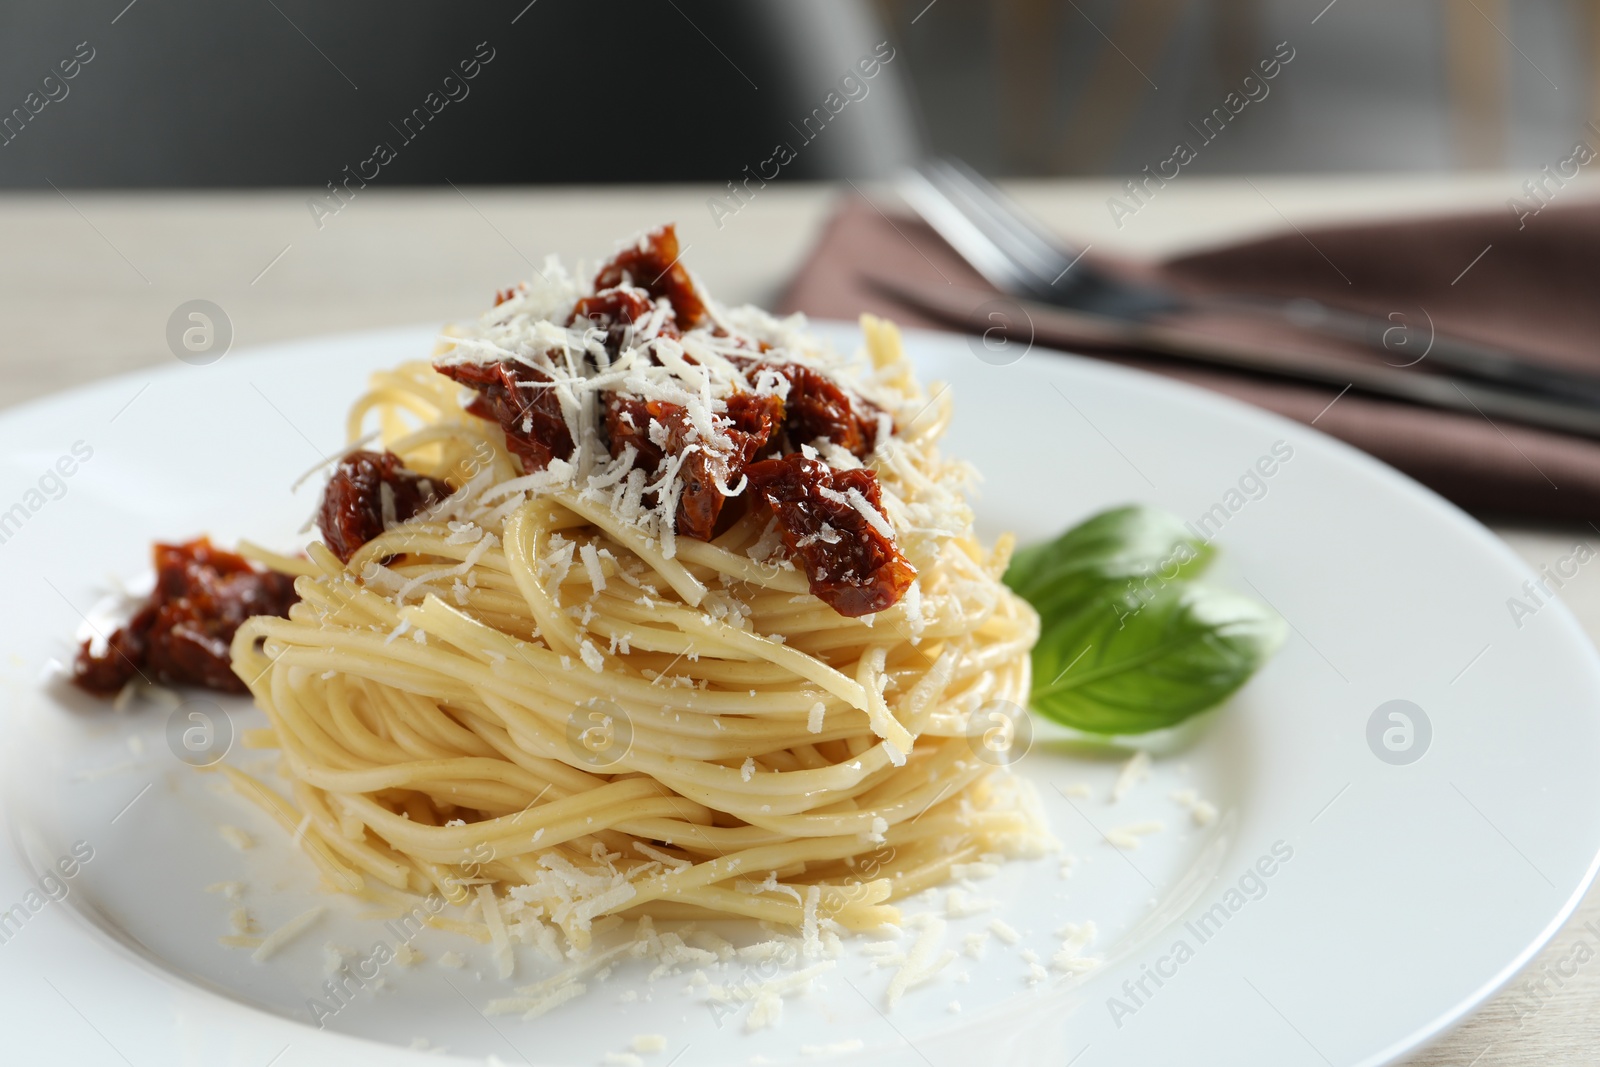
[900,159,1180,319]
[898,157,1600,407]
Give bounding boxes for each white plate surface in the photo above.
[0,323,1596,1067]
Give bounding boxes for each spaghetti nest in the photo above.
[231,313,1048,957]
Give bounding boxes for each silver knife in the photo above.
[865,273,1600,441]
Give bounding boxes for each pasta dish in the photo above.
[72,226,1049,966]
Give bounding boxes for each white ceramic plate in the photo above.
[1,323,1597,1067]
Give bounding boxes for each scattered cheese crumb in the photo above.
[807,702,825,734]
[1171,788,1219,826]
[746,991,783,1032]
[887,919,954,1008]
[950,861,999,880]
[218,825,255,851]
[477,885,515,980]
[579,542,607,592]
[488,980,586,1020]
[1109,750,1151,803]
[251,906,325,962]
[945,889,997,919]
[962,931,988,959]
[631,1034,667,1054]
[1052,921,1102,975]
[1105,820,1165,850]
[801,886,823,958]
[322,943,353,977]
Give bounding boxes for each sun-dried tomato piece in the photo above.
[759,363,883,458]
[569,284,677,362]
[724,392,785,451]
[72,538,299,696]
[677,392,784,539]
[744,454,915,617]
[73,602,155,695]
[316,450,444,564]
[603,393,660,468]
[436,360,575,473]
[603,391,784,541]
[593,224,707,329]
[569,285,665,335]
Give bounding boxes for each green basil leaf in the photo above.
[1004,505,1213,621]
[1027,582,1285,735]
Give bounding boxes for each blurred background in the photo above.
[1,0,1592,188]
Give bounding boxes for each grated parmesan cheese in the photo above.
[886,918,954,1008]
[477,885,515,980]
[1171,787,1219,826]
[1052,920,1101,975]
[579,542,607,592]
[807,702,825,734]
[1105,820,1165,850]
[489,980,586,1020]
[251,906,325,963]
[944,889,997,919]
[951,861,999,881]
[746,992,783,1032]
[801,886,822,959]
[1109,750,1151,803]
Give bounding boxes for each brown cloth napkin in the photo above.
[779,197,1600,522]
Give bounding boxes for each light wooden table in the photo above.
[7,175,1600,1065]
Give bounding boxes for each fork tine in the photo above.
[898,167,1034,294]
[915,162,1060,291]
[903,158,1180,320]
[925,160,1077,286]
